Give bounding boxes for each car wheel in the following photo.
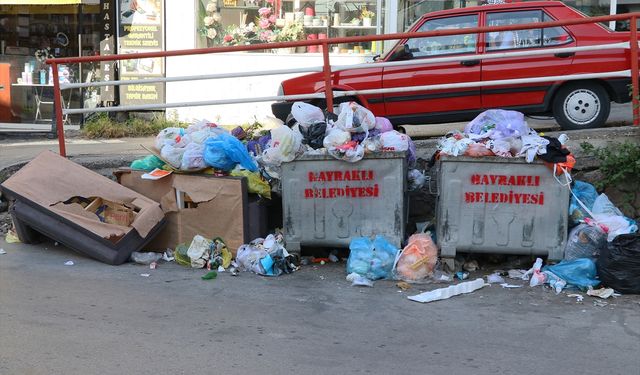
[552,82,610,130]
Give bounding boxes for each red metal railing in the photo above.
[47,12,640,157]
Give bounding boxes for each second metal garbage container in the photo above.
[280,152,406,253]
[435,156,570,267]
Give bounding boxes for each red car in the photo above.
[273,1,637,129]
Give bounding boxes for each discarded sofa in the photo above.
[1,151,166,265]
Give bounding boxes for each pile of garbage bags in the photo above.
[155,122,258,172]
[133,101,420,197]
[260,101,416,169]
[437,109,574,170]
[235,233,297,276]
[175,235,233,270]
[345,232,440,286]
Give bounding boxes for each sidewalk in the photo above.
[0,137,154,170]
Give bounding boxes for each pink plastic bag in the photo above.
[394,233,438,282]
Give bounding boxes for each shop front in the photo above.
[0,0,106,127]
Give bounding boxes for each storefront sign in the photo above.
[117,0,165,106]
[304,170,379,199]
[464,174,545,205]
[100,0,116,102]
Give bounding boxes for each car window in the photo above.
[406,15,478,58]
[542,13,573,46]
[486,10,573,51]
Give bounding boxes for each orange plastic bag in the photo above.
[464,142,495,157]
[546,153,576,175]
[394,233,438,282]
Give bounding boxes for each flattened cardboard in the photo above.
[1,151,164,239]
[117,169,249,253]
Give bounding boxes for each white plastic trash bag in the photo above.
[261,125,303,166]
[335,102,376,131]
[465,109,529,140]
[380,130,410,152]
[155,127,188,150]
[180,142,206,170]
[160,144,186,169]
[291,102,324,126]
[323,128,351,149]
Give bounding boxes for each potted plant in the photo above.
[361,7,375,27]
[273,21,306,53]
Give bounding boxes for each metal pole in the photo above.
[321,40,334,112]
[630,15,639,126]
[51,63,67,157]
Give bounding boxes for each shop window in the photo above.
[405,14,478,58]
[195,0,386,54]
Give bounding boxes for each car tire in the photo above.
[552,82,610,130]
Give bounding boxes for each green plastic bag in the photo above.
[131,155,165,172]
[230,169,271,199]
[174,243,191,267]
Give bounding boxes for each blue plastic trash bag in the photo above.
[543,258,600,289]
[569,181,598,225]
[203,132,258,172]
[347,235,399,280]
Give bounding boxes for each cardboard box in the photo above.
[116,169,267,254]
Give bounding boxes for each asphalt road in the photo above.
[1,238,639,375]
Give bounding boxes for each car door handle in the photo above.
[554,52,575,58]
[460,60,480,66]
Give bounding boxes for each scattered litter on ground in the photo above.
[130,251,163,265]
[217,265,225,272]
[64,260,74,266]
[593,300,609,307]
[140,273,150,277]
[396,281,412,290]
[455,272,469,280]
[149,262,157,269]
[408,278,486,303]
[202,271,217,280]
[5,230,20,244]
[500,283,522,288]
[236,233,296,276]
[486,273,506,284]
[508,269,527,279]
[463,260,479,272]
[162,249,175,262]
[587,287,615,299]
[567,294,584,302]
[346,272,373,287]
[0,248,6,255]
[328,253,339,263]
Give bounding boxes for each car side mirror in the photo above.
[390,43,413,61]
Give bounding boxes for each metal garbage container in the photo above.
[435,156,570,268]
[280,152,406,253]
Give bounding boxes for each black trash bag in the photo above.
[539,136,570,163]
[597,233,640,294]
[299,121,327,150]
